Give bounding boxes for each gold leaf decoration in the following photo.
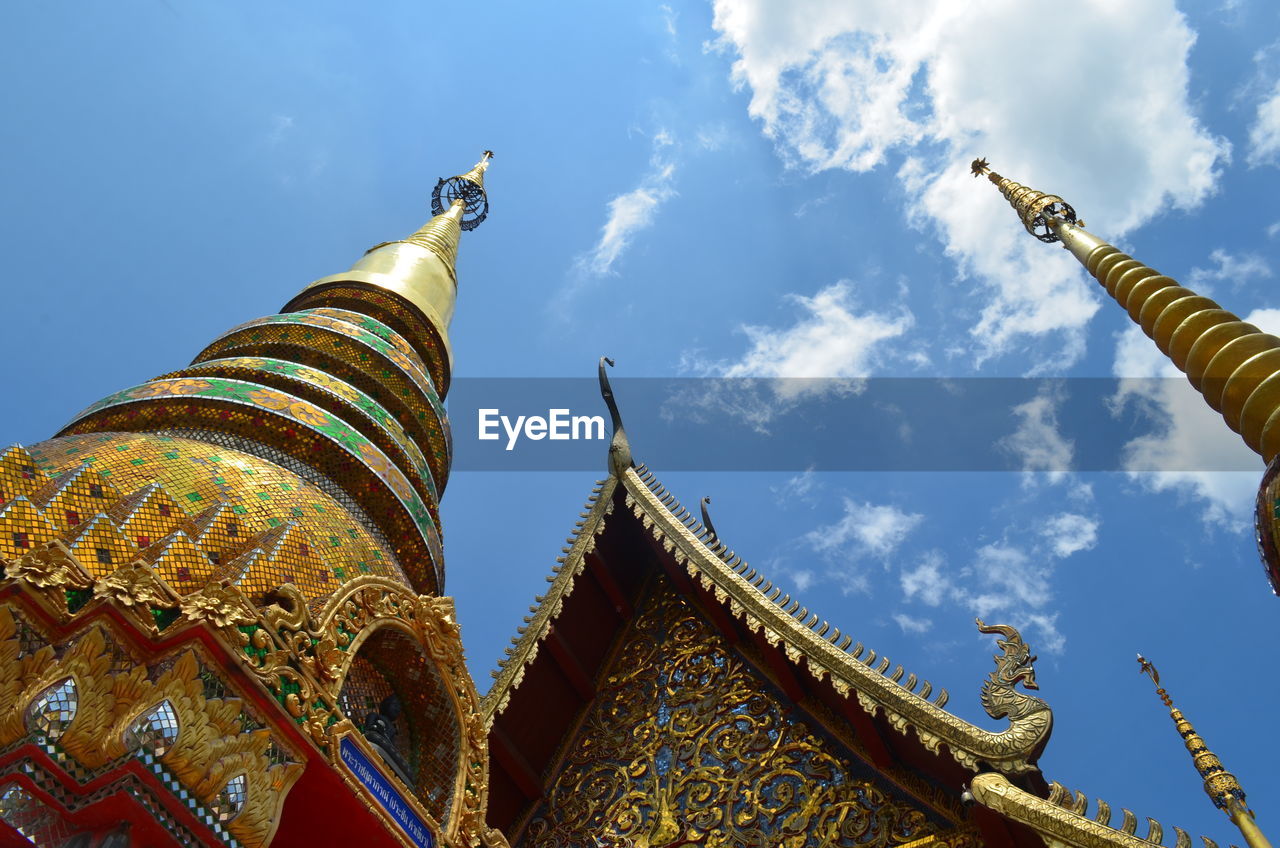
[523,578,978,848]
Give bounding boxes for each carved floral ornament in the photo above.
[2,534,493,848]
[523,579,984,848]
[619,468,1052,776]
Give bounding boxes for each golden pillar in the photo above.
[971,158,1280,594]
[1137,656,1272,848]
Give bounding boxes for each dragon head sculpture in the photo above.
[976,619,1049,722]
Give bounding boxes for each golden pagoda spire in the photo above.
[971,158,1280,461]
[293,151,494,389]
[1136,655,1273,848]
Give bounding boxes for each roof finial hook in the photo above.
[599,356,632,476]
[700,497,719,543]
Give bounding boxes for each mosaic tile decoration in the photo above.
[27,433,410,602]
[58,380,443,593]
[338,628,460,826]
[108,482,187,549]
[192,328,441,456]
[0,781,76,845]
[124,699,180,757]
[0,496,58,561]
[200,311,436,400]
[10,746,243,847]
[33,464,122,531]
[303,308,423,372]
[66,376,437,508]
[0,444,45,508]
[283,284,452,396]
[212,774,247,824]
[27,677,78,741]
[159,428,397,558]
[64,514,141,577]
[339,653,412,768]
[168,356,449,497]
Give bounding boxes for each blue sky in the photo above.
[4,0,1280,841]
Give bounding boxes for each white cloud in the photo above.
[893,612,932,634]
[721,282,912,388]
[1109,309,1280,528]
[710,0,1227,367]
[1000,385,1074,481]
[574,131,677,277]
[807,498,923,559]
[773,468,819,503]
[1187,249,1272,294]
[1042,513,1098,558]
[792,568,816,591]
[674,281,914,427]
[900,550,950,606]
[1013,613,1066,655]
[969,543,1051,613]
[660,3,677,38]
[1248,80,1280,167]
[897,540,1067,653]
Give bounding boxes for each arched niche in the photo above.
[337,619,462,827]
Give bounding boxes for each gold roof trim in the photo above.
[481,477,616,721]
[620,464,1051,775]
[970,773,1234,848]
[482,458,1051,774]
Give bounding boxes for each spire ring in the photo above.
[431,176,489,231]
[431,150,493,232]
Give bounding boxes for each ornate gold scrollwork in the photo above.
[523,579,979,848]
[620,468,1052,775]
[0,605,302,847]
[4,526,490,847]
[275,576,492,847]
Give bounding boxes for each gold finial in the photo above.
[290,152,496,387]
[970,157,1081,241]
[1137,655,1273,848]
[431,150,493,231]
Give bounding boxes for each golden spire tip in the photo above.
[431,150,493,231]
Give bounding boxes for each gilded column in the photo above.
[971,158,1280,593]
[1137,656,1272,848]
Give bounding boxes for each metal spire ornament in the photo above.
[1136,655,1272,848]
[974,158,1280,594]
[432,150,493,230]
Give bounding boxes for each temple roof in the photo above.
[481,436,1235,848]
[483,462,1052,775]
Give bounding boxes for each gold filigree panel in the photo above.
[521,578,974,848]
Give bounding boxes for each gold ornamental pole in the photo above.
[1137,655,1272,848]
[972,158,1280,594]
[970,158,1280,460]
